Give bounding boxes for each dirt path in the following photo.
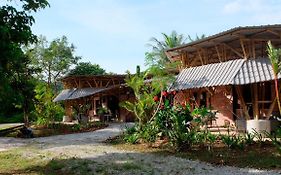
[0,123,280,175]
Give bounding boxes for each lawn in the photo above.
[0,147,149,175]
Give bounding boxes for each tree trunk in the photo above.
[23,109,29,127]
[274,77,281,116]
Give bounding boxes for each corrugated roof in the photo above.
[53,89,76,102]
[170,58,280,90]
[67,87,109,100]
[233,58,281,85]
[170,59,245,90]
[53,85,121,102]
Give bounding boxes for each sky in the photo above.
[7,0,281,73]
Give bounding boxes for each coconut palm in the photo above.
[188,34,206,42]
[145,31,187,67]
[267,41,281,115]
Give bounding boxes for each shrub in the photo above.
[33,83,64,126]
[267,127,281,154]
[221,134,245,150]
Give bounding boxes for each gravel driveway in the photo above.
[0,123,280,175]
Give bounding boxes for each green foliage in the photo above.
[0,0,49,120]
[33,83,64,126]
[123,126,139,144]
[26,35,81,86]
[267,41,281,115]
[145,31,186,67]
[221,134,245,150]
[68,62,106,76]
[269,127,281,153]
[120,71,157,125]
[244,133,255,145]
[0,113,24,123]
[187,34,206,42]
[267,41,281,75]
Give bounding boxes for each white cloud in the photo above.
[222,0,263,14]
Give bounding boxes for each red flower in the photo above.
[181,102,186,108]
[172,91,177,95]
[162,91,168,97]
[153,96,159,102]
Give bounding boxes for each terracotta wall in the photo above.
[211,86,234,126]
[174,86,234,126]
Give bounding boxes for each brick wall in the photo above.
[211,86,234,126]
[174,86,234,126]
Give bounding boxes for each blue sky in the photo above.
[8,0,281,73]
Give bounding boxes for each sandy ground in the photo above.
[0,123,280,175]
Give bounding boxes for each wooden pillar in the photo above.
[251,83,259,119]
[235,86,250,120]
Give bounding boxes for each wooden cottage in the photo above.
[166,25,281,129]
[53,75,135,122]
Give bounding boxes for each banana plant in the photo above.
[267,41,281,116]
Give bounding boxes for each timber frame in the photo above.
[166,25,281,69]
[166,25,281,124]
[57,75,135,122]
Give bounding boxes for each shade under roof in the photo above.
[170,57,280,91]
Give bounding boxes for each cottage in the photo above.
[166,24,281,131]
[53,75,135,122]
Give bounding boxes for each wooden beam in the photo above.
[235,86,251,120]
[93,79,98,87]
[240,39,248,59]
[252,40,256,58]
[223,43,244,58]
[86,81,92,88]
[196,48,204,65]
[215,45,222,62]
[266,29,281,38]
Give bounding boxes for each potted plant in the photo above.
[77,104,90,124]
[97,107,109,122]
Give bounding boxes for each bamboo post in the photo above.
[251,83,259,119]
[235,86,250,120]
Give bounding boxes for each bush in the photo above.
[221,134,245,150]
[33,83,64,126]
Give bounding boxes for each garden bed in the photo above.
[7,122,108,138]
[107,135,281,170]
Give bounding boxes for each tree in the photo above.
[0,0,49,123]
[121,66,174,126]
[145,31,187,68]
[267,41,281,116]
[188,34,206,42]
[27,35,81,87]
[68,62,106,76]
[33,83,64,126]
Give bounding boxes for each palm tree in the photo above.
[146,31,187,67]
[188,34,206,42]
[267,41,281,115]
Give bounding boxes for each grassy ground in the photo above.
[0,147,147,175]
[108,136,281,170]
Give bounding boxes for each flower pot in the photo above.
[62,115,72,122]
[246,119,271,136]
[235,119,246,132]
[77,114,89,124]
